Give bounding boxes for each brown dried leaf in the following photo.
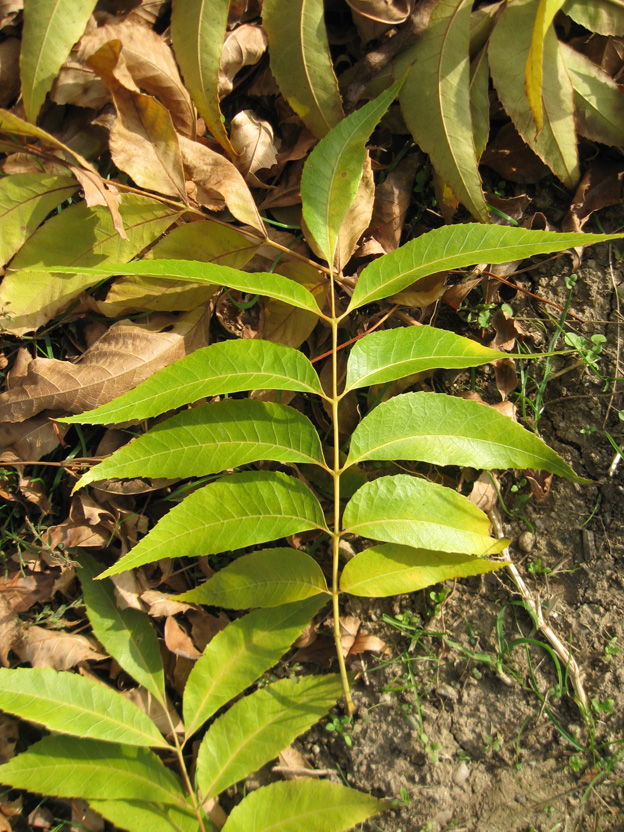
[263,261,326,349]
[164,616,202,660]
[0,571,55,614]
[469,471,499,512]
[179,135,265,233]
[140,590,192,618]
[123,687,184,735]
[42,493,116,551]
[51,61,111,109]
[87,41,186,199]
[278,746,316,780]
[0,38,20,107]
[219,24,268,98]
[0,716,18,764]
[491,308,523,351]
[481,122,551,184]
[349,631,387,656]
[0,416,67,461]
[0,309,209,423]
[366,152,422,253]
[186,608,227,652]
[111,570,145,612]
[78,19,195,135]
[525,469,553,502]
[563,162,624,232]
[70,799,105,832]
[230,110,279,187]
[0,595,21,665]
[69,167,127,240]
[0,0,22,30]
[15,626,106,670]
[392,270,448,308]
[493,357,517,400]
[28,806,54,828]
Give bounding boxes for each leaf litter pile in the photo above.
[0,1,623,830]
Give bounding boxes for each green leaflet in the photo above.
[78,554,166,704]
[76,400,326,489]
[560,42,624,147]
[196,674,344,800]
[20,0,98,122]
[99,471,327,578]
[344,325,503,391]
[0,668,167,748]
[525,0,567,131]
[301,78,403,265]
[170,0,233,153]
[0,173,78,267]
[221,780,385,832]
[0,736,187,806]
[182,597,327,739]
[178,548,329,609]
[347,224,620,311]
[470,46,490,160]
[21,259,324,316]
[397,0,488,221]
[89,800,199,832]
[263,0,344,138]
[488,0,579,187]
[342,475,507,556]
[0,194,180,335]
[346,391,582,480]
[340,544,506,597]
[59,339,325,425]
[562,0,624,36]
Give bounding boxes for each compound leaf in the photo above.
[342,475,507,556]
[76,400,326,489]
[23,259,324,316]
[170,0,233,153]
[178,549,328,609]
[78,554,166,704]
[0,668,167,748]
[341,543,506,597]
[0,173,78,267]
[398,0,488,221]
[348,224,620,311]
[301,78,402,265]
[221,780,385,832]
[344,325,503,391]
[196,675,343,801]
[263,0,344,138]
[20,0,98,122]
[59,339,325,425]
[99,471,327,578]
[346,392,582,480]
[0,736,187,806]
[182,597,327,738]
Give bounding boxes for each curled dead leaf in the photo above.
[0,596,21,666]
[230,109,279,187]
[164,616,202,660]
[219,24,268,98]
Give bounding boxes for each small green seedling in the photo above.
[325,713,354,747]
